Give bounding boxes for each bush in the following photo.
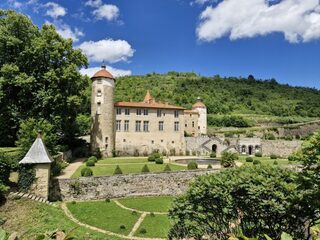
[139,228,147,234]
[253,159,261,165]
[255,152,262,157]
[288,154,297,162]
[87,156,98,163]
[132,211,138,215]
[210,152,216,158]
[86,159,95,167]
[264,133,276,140]
[148,152,161,162]
[246,157,253,162]
[155,158,163,164]
[92,148,102,160]
[207,164,213,169]
[114,165,123,175]
[273,160,278,165]
[81,167,93,177]
[71,201,76,204]
[270,154,278,159]
[284,135,293,141]
[120,225,126,230]
[141,164,150,173]
[221,151,238,168]
[188,161,198,170]
[150,212,155,217]
[105,198,110,203]
[18,164,36,191]
[164,164,171,172]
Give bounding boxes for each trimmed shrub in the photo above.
[270,154,278,159]
[246,157,253,162]
[88,156,98,163]
[141,164,150,173]
[210,152,216,158]
[187,161,198,170]
[139,228,147,234]
[114,165,123,175]
[164,164,171,172]
[155,158,163,164]
[253,159,261,165]
[255,152,262,157]
[105,198,110,203]
[86,159,95,167]
[148,152,161,162]
[71,201,76,204]
[81,167,93,177]
[132,211,138,215]
[288,154,296,162]
[273,160,279,165]
[207,164,213,169]
[120,225,126,230]
[150,212,155,217]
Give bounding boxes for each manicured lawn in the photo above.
[118,196,174,213]
[67,201,140,235]
[98,157,148,164]
[0,199,121,240]
[72,162,186,178]
[238,156,290,165]
[135,214,171,238]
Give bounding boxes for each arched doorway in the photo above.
[241,145,246,154]
[212,144,217,153]
[248,145,253,155]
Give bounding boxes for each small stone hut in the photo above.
[19,134,53,200]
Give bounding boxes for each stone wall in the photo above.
[50,169,218,201]
[31,164,51,200]
[261,140,302,157]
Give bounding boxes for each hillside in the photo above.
[115,72,320,118]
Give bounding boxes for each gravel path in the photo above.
[56,158,85,179]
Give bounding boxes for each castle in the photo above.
[90,65,207,156]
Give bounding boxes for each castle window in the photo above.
[135,121,141,132]
[143,121,149,132]
[198,126,200,130]
[116,120,121,131]
[185,124,187,127]
[125,108,130,115]
[97,102,101,115]
[124,120,129,132]
[174,110,179,118]
[123,139,126,142]
[116,108,122,115]
[136,109,142,115]
[172,141,175,144]
[174,121,179,131]
[157,109,162,117]
[192,121,195,128]
[97,89,102,97]
[151,140,154,144]
[159,121,164,131]
[161,139,163,143]
[143,109,148,115]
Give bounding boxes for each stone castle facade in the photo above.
[90,66,207,156]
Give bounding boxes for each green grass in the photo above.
[72,162,186,178]
[238,156,290,165]
[135,214,171,238]
[98,157,148,164]
[118,196,174,213]
[0,199,121,240]
[67,201,140,235]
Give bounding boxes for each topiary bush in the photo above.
[120,225,126,230]
[150,212,155,217]
[155,158,163,164]
[114,165,123,175]
[255,152,262,157]
[86,159,95,167]
[139,228,147,234]
[246,157,253,162]
[141,164,150,173]
[207,164,213,169]
[253,159,261,165]
[164,164,171,172]
[187,161,198,170]
[132,211,138,215]
[210,152,216,158]
[81,167,93,177]
[87,156,98,163]
[270,154,278,159]
[105,198,110,203]
[273,160,279,165]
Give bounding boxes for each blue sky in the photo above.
[1,0,320,88]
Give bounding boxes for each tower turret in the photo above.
[192,97,207,135]
[90,65,115,156]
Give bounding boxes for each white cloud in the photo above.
[85,0,102,8]
[78,39,135,63]
[46,21,84,42]
[196,0,320,43]
[190,0,215,6]
[44,2,67,19]
[80,66,132,78]
[7,0,22,8]
[92,4,119,21]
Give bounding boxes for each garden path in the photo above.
[57,158,85,179]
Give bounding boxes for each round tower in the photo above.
[192,97,207,136]
[90,65,115,157]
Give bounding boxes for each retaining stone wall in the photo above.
[50,169,218,201]
[261,140,302,157]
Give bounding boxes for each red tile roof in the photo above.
[91,66,114,79]
[184,110,199,115]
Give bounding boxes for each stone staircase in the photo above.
[8,191,57,207]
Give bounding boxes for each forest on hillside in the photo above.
[115,72,320,117]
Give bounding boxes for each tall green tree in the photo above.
[0,9,89,147]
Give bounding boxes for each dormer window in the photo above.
[97,89,102,97]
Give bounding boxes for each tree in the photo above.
[168,165,313,240]
[221,151,238,167]
[0,10,88,147]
